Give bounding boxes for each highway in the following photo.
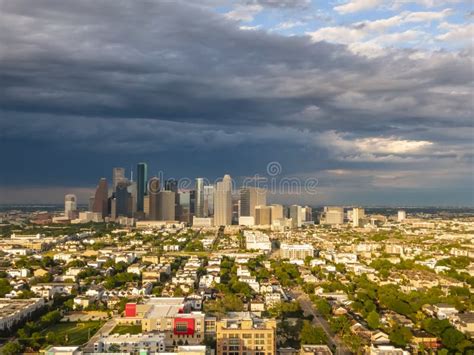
[289,289,352,355]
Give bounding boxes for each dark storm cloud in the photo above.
[0,0,472,204]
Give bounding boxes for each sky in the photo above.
[0,0,473,206]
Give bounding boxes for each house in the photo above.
[31,283,76,299]
[199,274,220,289]
[85,286,105,299]
[265,293,282,308]
[42,346,81,355]
[369,345,409,355]
[127,263,144,275]
[371,331,390,345]
[333,306,348,316]
[410,330,440,351]
[350,322,371,340]
[300,345,332,355]
[73,296,94,310]
[433,303,458,319]
[250,298,265,312]
[453,312,474,336]
[7,268,30,278]
[34,268,50,277]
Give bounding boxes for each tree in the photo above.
[300,320,328,345]
[389,326,412,347]
[441,327,468,351]
[40,310,61,326]
[314,298,331,318]
[0,279,13,297]
[1,341,23,355]
[367,310,380,330]
[329,316,351,335]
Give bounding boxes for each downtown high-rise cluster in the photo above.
[79,163,314,228]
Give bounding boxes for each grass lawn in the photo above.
[111,324,143,335]
[41,321,104,346]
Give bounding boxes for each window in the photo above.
[175,321,188,333]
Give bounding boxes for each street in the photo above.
[289,289,352,355]
[82,318,117,353]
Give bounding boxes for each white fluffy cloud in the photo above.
[334,0,384,14]
[317,131,433,159]
[308,9,453,56]
[225,4,263,22]
[437,22,474,43]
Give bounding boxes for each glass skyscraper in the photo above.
[137,162,147,212]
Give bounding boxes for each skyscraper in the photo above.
[137,162,148,212]
[165,178,179,218]
[255,205,272,225]
[302,206,313,222]
[158,190,175,221]
[289,205,302,228]
[204,185,214,217]
[116,181,131,217]
[194,178,205,218]
[165,179,178,193]
[214,174,232,226]
[92,178,108,218]
[177,191,192,224]
[322,206,344,225]
[398,210,406,222]
[352,207,365,227]
[148,177,160,220]
[240,187,267,218]
[128,181,137,216]
[112,167,126,192]
[64,194,77,219]
[270,204,283,221]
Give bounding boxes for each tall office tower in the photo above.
[398,210,406,222]
[302,206,313,222]
[194,178,205,217]
[143,196,150,217]
[255,205,272,225]
[127,181,137,215]
[136,162,148,212]
[240,187,267,218]
[157,191,176,220]
[177,191,192,223]
[190,190,196,216]
[214,174,232,226]
[116,181,131,217]
[289,205,302,228]
[92,178,108,218]
[232,193,240,224]
[64,194,77,219]
[148,177,160,220]
[270,204,284,220]
[112,167,126,192]
[165,179,178,192]
[323,206,344,225]
[88,196,95,212]
[204,185,214,217]
[352,207,365,227]
[110,197,117,220]
[165,179,179,217]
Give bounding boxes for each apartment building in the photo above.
[216,313,276,355]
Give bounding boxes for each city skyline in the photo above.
[0,0,472,206]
